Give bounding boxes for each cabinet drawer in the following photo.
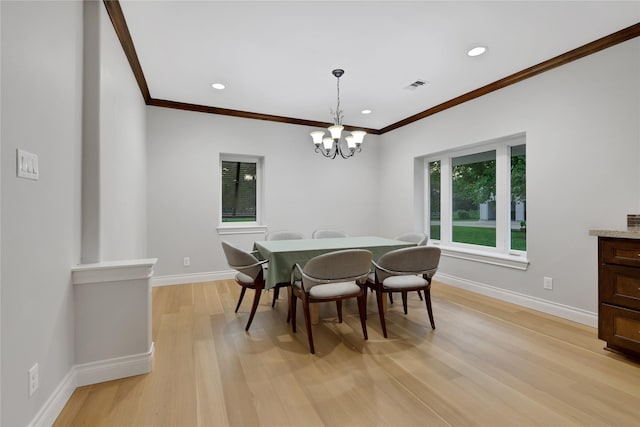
[600,264,640,310]
[600,238,640,267]
[599,304,640,356]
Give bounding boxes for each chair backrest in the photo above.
[395,232,428,246]
[301,249,372,289]
[375,246,441,283]
[266,231,304,240]
[312,229,348,239]
[221,241,262,280]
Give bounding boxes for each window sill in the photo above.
[431,242,529,270]
[217,224,267,235]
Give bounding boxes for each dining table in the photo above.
[253,236,415,323]
[254,235,415,289]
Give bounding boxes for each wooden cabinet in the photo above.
[598,237,640,358]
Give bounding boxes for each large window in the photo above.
[220,154,262,225]
[425,134,526,258]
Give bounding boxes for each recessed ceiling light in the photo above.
[211,83,225,90]
[467,46,487,57]
[361,109,372,115]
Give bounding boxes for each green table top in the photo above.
[254,236,414,289]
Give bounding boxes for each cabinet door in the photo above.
[599,304,640,357]
[600,264,640,310]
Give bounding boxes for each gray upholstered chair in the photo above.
[266,230,305,241]
[367,246,441,338]
[265,230,305,307]
[312,229,348,239]
[390,232,429,302]
[221,241,268,331]
[289,249,372,354]
[395,232,428,246]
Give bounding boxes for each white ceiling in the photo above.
[119,1,640,130]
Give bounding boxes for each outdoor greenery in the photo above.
[430,225,527,251]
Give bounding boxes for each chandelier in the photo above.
[310,69,366,159]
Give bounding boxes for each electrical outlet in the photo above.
[183,257,190,267]
[28,363,39,397]
[543,277,553,290]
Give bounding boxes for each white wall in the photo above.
[146,107,380,278]
[1,2,83,426]
[377,38,640,315]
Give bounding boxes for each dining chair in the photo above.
[312,229,348,238]
[367,246,441,338]
[390,232,429,302]
[265,230,305,241]
[265,230,305,307]
[395,232,428,246]
[221,241,269,331]
[289,249,372,354]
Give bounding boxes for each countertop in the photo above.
[589,229,640,239]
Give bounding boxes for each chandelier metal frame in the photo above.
[310,69,366,159]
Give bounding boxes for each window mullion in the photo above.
[440,157,452,245]
[495,146,509,253]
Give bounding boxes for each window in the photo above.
[219,154,264,232]
[425,134,526,266]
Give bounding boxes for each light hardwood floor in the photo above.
[54,280,640,426]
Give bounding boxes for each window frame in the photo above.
[217,153,267,235]
[423,133,528,270]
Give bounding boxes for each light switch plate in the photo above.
[17,149,39,180]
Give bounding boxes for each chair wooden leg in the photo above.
[290,290,297,331]
[389,292,394,304]
[364,286,369,320]
[286,286,291,323]
[402,291,408,315]
[417,290,423,301]
[357,294,368,340]
[245,285,263,331]
[336,300,343,323]
[302,298,315,354]
[235,287,247,313]
[424,287,435,329]
[375,288,388,338]
[271,286,280,308]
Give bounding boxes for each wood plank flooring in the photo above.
[54,280,640,426]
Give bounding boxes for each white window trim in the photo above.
[423,133,528,270]
[218,153,265,235]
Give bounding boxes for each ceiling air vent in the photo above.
[404,79,429,91]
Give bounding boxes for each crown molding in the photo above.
[103,0,639,135]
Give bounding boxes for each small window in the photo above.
[220,154,263,226]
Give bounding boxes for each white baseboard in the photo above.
[75,343,155,387]
[151,270,235,287]
[28,344,155,427]
[436,273,598,327]
[28,369,76,427]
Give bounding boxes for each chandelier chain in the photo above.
[332,73,343,126]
